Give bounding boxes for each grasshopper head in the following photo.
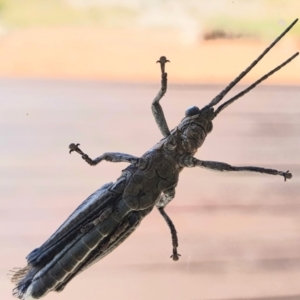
[182,105,214,133]
[179,105,214,136]
[166,105,214,154]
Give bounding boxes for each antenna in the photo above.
[214,52,299,116]
[208,18,298,107]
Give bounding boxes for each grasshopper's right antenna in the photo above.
[208,18,298,108]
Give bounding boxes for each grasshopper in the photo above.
[12,19,298,299]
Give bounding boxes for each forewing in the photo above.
[27,182,118,266]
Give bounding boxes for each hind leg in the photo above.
[156,188,180,261]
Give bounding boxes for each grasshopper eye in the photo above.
[185,106,200,117]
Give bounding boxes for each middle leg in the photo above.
[189,157,292,181]
[69,143,139,166]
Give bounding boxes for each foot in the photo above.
[69,143,94,165]
[281,170,292,181]
[69,143,85,155]
[170,247,181,261]
[156,56,170,74]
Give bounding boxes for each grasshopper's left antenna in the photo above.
[208,18,298,108]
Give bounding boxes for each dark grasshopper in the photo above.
[12,19,298,300]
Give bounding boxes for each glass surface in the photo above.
[1,1,300,300]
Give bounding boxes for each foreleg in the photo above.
[184,157,292,181]
[69,143,138,166]
[152,56,170,137]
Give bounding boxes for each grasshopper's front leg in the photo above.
[183,157,292,181]
[69,143,139,166]
[152,56,171,137]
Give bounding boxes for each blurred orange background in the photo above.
[1,1,300,300]
[0,0,299,84]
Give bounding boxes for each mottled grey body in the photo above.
[11,19,298,300]
[13,148,183,299]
